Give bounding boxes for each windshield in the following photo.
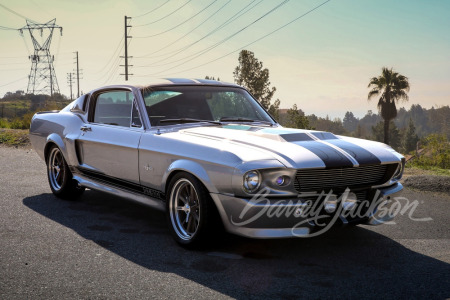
[141,86,274,126]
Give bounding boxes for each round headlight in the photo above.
[243,170,260,193]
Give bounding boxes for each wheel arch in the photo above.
[163,160,218,196]
[44,133,66,158]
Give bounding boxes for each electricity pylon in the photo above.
[19,19,62,96]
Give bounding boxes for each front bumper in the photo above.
[210,182,403,238]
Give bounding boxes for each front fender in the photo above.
[162,159,218,194]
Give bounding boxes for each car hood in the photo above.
[180,125,403,169]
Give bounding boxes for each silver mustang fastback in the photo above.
[30,78,404,247]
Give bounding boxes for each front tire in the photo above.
[46,145,84,200]
[166,172,217,247]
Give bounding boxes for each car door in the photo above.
[76,89,143,185]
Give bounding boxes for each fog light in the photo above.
[342,192,358,211]
[324,194,338,213]
[275,175,290,186]
[294,207,303,217]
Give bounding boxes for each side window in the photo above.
[93,91,134,127]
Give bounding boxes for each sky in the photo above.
[0,0,449,118]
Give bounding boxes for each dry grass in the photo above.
[0,129,30,147]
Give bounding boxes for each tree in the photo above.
[233,50,280,118]
[355,124,366,138]
[286,104,310,129]
[307,114,347,135]
[372,121,401,150]
[402,118,419,153]
[343,111,358,133]
[368,67,410,145]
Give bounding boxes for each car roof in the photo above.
[147,78,241,87]
[95,78,242,92]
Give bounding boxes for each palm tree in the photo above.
[368,67,410,144]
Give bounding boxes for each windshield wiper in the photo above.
[159,118,221,125]
[219,117,273,126]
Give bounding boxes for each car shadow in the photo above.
[23,190,449,299]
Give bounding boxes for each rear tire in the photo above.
[46,145,85,200]
[166,172,218,248]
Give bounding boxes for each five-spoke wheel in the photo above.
[46,145,84,199]
[167,172,218,247]
[48,146,66,191]
[169,178,201,240]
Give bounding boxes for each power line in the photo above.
[135,0,218,39]
[102,56,122,86]
[0,3,40,23]
[0,55,27,59]
[0,76,28,88]
[54,32,62,64]
[136,0,288,72]
[27,0,53,19]
[148,0,332,76]
[135,0,261,60]
[94,51,122,83]
[0,62,30,65]
[0,25,18,30]
[135,0,232,58]
[20,33,32,56]
[0,67,30,71]
[135,0,192,27]
[133,0,171,18]
[92,36,124,75]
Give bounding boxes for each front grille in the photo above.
[294,164,395,193]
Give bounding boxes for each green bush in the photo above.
[0,118,10,128]
[410,134,450,170]
[9,118,29,129]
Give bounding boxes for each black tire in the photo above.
[166,172,218,248]
[46,145,85,200]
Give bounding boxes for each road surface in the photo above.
[1,146,449,299]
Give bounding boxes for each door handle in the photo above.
[80,125,91,132]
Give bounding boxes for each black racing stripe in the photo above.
[164,78,196,84]
[326,139,381,166]
[280,133,315,142]
[293,141,354,168]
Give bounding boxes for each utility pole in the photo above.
[74,51,80,97]
[120,16,133,81]
[67,72,74,100]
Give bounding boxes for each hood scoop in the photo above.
[279,131,338,142]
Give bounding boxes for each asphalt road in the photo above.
[1,146,449,299]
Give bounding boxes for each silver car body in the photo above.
[30,78,404,238]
